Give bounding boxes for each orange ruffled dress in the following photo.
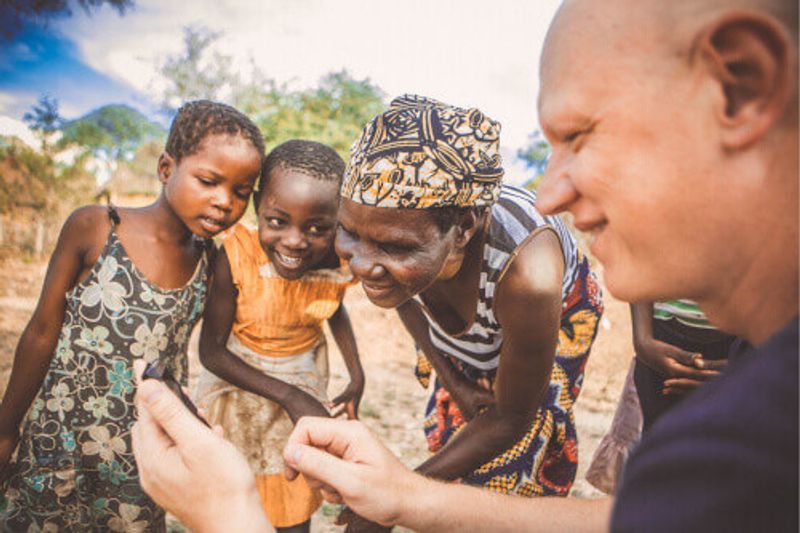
[194,223,356,527]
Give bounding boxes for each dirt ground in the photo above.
[0,254,633,531]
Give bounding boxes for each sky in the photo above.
[0,0,561,175]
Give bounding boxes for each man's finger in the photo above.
[283,442,359,498]
[287,417,365,459]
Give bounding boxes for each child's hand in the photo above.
[331,380,364,419]
[0,427,20,479]
[338,507,393,533]
[635,338,722,395]
[285,389,331,422]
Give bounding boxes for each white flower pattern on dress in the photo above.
[80,256,127,313]
[75,326,113,355]
[45,382,74,420]
[129,322,168,362]
[107,503,148,533]
[82,425,126,462]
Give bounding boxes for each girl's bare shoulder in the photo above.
[60,205,114,261]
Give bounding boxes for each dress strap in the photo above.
[107,205,121,226]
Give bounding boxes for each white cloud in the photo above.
[57,0,560,153]
[0,115,39,149]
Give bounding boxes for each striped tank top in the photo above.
[421,184,580,371]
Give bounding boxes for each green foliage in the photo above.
[157,25,386,162]
[517,130,551,190]
[234,70,385,159]
[1,0,132,40]
[159,27,237,115]
[61,104,165,159]
[23,96,63,152]
[0,139,93,215]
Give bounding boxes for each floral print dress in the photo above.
[1,211,209,532]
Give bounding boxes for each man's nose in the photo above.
[536,159,579,215]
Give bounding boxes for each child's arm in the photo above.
[326,304,364,419]
[0,207,103,471]
[631,302,722,394]
[198,248,329,422]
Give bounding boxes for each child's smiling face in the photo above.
[256,167,340,279]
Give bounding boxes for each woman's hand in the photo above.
[447,378,495,421]
[131,360,273,533]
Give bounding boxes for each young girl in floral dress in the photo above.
[0,100,264,531]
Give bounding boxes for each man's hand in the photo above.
[283,417,420,527]
[635,339,725,395]
[131,360,273,533]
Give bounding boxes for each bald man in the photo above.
[131,1,798,531]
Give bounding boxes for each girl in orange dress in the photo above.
[195,140,363,533]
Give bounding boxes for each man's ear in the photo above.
[454,208,484,248]
[698,12,795,149]
[157,152,176,185]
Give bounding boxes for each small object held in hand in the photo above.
[142,360,211,428]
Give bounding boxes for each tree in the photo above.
[517,130,552,190]
[234,70,385,160]
[0,0,132,40]
[158,27,237,115]
[23,95,63,152]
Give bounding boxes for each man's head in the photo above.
[536,0,798,339]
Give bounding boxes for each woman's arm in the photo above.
[198,248,329,422]
[415,229,565,480]
[396,300,494,420]
[0,207,104,471]
[327,304,364,418]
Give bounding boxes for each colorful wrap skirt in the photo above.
[415,258,604,497]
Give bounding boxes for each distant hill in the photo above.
[61,104,165,154]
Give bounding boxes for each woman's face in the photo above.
[335,199,456,308]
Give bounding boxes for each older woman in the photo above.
[335,94,603,506]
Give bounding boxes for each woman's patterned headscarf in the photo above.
[341,95,504,208]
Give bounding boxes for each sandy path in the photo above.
[0,256,633,531]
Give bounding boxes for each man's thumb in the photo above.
[138,380,207,448]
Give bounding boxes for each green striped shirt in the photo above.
[653,299,713,329]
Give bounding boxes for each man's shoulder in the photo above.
[613,318,798,532]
